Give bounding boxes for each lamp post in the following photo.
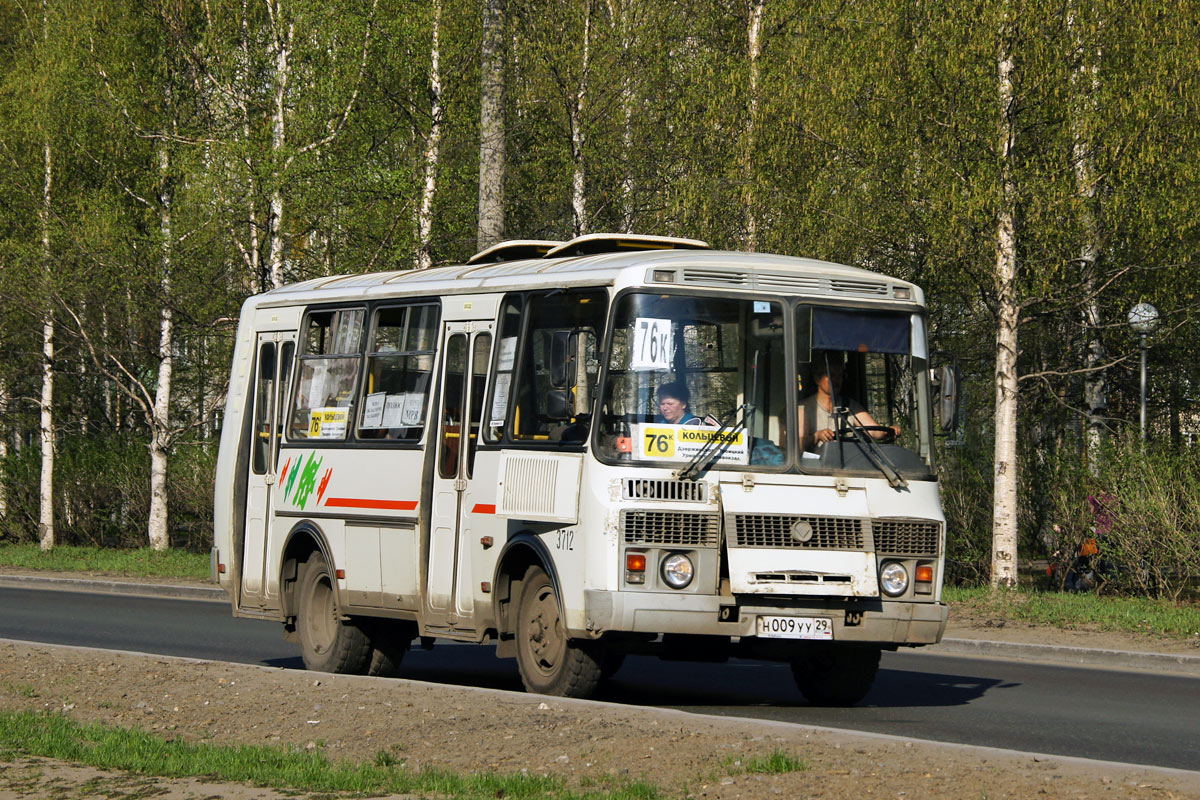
[1127,302,1160,440]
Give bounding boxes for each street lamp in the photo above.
[1127,302,1160,440]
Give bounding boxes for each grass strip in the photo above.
[0,710,662,799]
[945,586,1200,639]
[0,544,209,580]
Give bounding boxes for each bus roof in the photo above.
[251,242,923,309]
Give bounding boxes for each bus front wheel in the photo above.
[515,566,602,697]
[296,553,372,675]
[791,645,881,706]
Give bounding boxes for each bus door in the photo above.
[241,331,294,610]
[427,321,494,629]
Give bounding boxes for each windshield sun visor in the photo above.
[812,308,911,355]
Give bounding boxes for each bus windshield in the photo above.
[796,305,934,479]
[596,293,933,478]
[597,292,789,468]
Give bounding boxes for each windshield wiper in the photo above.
[674,403,755,481]
[834,409,908,489]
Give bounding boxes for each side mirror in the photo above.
[549,330,571,388]
[933,360,960,433]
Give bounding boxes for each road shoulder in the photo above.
[3,639,1198,800]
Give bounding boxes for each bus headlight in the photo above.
[661,553,694,590]
[879,561,909,597]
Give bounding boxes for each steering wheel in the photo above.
[834,425,897,444]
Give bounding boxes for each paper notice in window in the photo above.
[309,407,348,439]
[362,392,386,428]
[630,318,673,371]
[382,394,406,427]
[497,337,518,371]
[489,372,512,427]
[400,392,424,427]
[308,362,329,406]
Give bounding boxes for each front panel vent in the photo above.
[873,519,941,556]
[680,269,890,299]
[732,514,866,550]
[622,510,720,547]
[622,478,708,502]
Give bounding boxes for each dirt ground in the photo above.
[2,572,1199,799]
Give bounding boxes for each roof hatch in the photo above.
[466,239,563,265]
[466,233,710,265]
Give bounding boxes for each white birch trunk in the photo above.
[0,377,8,519]
[417,0,444,270]
[267,1,293,290]
[39,139,55,552]
[605,0,633,232]
[991,25,1019,590]
[477,0,507,250]
[1069,5,1105,471]
[744,0,765,251]
[148,142,174,551]
[570,3,592,237]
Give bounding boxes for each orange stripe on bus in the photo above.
[324,498,418,511]
[472,504,497,514]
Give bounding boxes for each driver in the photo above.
[799,356,900,452]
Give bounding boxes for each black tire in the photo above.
[365,621,416,678]
[296,554,372,675]
[791,646,881,706]
[514,566,602,697]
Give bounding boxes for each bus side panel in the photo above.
[462,446,508,628]
[267,447,425,609]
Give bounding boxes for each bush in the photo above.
[1093,441,1200,601]
[937,441,994,585]
[0,434,215,553]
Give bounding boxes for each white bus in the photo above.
[213,233,957,705]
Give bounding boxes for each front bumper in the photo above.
[582,590,948,646]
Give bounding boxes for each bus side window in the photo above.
[252,341,277,474]
[357,303,440,442]
[484,296,524,444]
[510,290,607,445]
[288,308,365,442]
[466,333,492,476]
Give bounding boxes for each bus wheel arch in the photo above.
[493,534,601,697]
[277,523,372,674]
[492,533,559,648]
[279,521,333,625]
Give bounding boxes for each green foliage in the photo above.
[0,438,215,551]
[945,586,1200,639]
[0,710,664,799]
[739,750,809,775]
[0,544,209,580]
[1,0,1199,593]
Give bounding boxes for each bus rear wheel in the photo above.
[791,645,881,707]
[515,566,602,697]
[365,620,416,678]
[296,553,372,675]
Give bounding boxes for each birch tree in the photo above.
[416,0,445,268]
[991,9,1019,588]
[478,0,507,249]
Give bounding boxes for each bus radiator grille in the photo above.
[872,519,941,556]
[621,510,720,547]
[730,514,865,550]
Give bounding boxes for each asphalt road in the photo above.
[4,586,1198,771]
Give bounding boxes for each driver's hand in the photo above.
[814,428,836,444]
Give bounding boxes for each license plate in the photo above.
[755,615,833,640]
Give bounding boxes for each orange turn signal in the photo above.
[626,553,647,572]
[915,565,934,583]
